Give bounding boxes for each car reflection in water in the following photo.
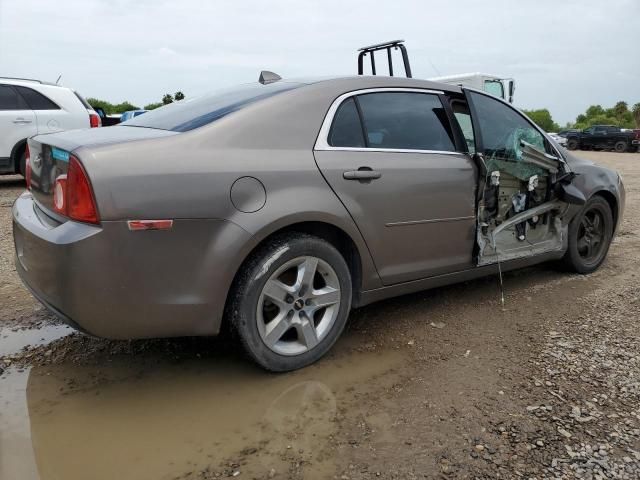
[24,348,403,480]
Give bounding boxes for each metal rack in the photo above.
[357,40,412,78]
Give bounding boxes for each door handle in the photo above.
[13,118,32,124]
[343,168,382,181]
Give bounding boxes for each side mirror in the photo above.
[508,80,515,103]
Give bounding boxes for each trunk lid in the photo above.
[27,126,178,216]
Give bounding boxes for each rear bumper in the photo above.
[13,192,251,339]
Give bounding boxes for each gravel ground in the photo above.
[1,151,639,480]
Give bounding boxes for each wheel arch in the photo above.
[224,220,367,322]
[10,138,28,173]
[592,190,619,233]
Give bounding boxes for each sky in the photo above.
[0,0,638,125]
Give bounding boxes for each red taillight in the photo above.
[52,156,99,224]
[53,175,67,212]
[25,144,32,189]
[89,113,101,128]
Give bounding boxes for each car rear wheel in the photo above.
[228,233,352,372]
[567,138,579,150]
[562,196,613,274]
[614,140,628,153]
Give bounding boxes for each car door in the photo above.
[593,126,610,149]
[580,127,594,149]
[314,89,477,286]
[0,84,36,171]
[12,85,65,134]
[464,89,565,265]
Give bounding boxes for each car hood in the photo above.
[32,125,178,153]
[563,151,597,169]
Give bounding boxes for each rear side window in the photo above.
[328,98,365,147]
[14,86,59,110]
[124,82,302,132]
[0,85,28,110]
[357,92,456,151]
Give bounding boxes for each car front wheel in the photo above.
[229,233,352,372]
[567,139,579,150]
[562,196,614,274]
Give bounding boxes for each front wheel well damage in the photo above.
[592,190,618,232]
[221,221,363,333]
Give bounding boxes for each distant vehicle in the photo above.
[355,40,516,103]
[92,108,120,127]
[120,110,147,122]
[548,132,568,147]
[632,129,640,152]
[565,125,636,152]
[557,129,580,138]
[429,72,516,103]
[0,77,100,177]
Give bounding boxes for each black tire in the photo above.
[562,196,613,274]
[567,138,579,150]
[614,140,628,153]
[228,233,352,372]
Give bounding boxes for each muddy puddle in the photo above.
[0,344,406,480]
[0,324,73,357]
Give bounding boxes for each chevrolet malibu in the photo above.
[13,75,625,371]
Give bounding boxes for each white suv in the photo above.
[0,77,100,177]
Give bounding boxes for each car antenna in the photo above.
[259,71,281,85]
[56,75,62,85]
[357,40,412,78]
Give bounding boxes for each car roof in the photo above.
[294,75,464,94]
[0,77,61,88]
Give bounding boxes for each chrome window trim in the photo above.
[314,87,461,155]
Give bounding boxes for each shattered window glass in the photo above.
[469,91,548,180]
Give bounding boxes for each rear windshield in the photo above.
[73,91,93,110]
[124,82,302,132]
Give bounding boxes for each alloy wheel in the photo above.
[257,256,341,356]
[577,208,606,264]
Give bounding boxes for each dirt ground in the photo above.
[1,150,639,480]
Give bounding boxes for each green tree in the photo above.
[585,105,605,118]
[87,98,115,115]
[162,94,174,105]
[573,101,638,129]
[112,101,140,113]
[87,98,140,114]
[613,101,628,119]
[174,91,185,101]
[522,108,560,132]
[633,103,640,128]
[144,102,163,110]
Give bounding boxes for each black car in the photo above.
[566,125,635,152]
